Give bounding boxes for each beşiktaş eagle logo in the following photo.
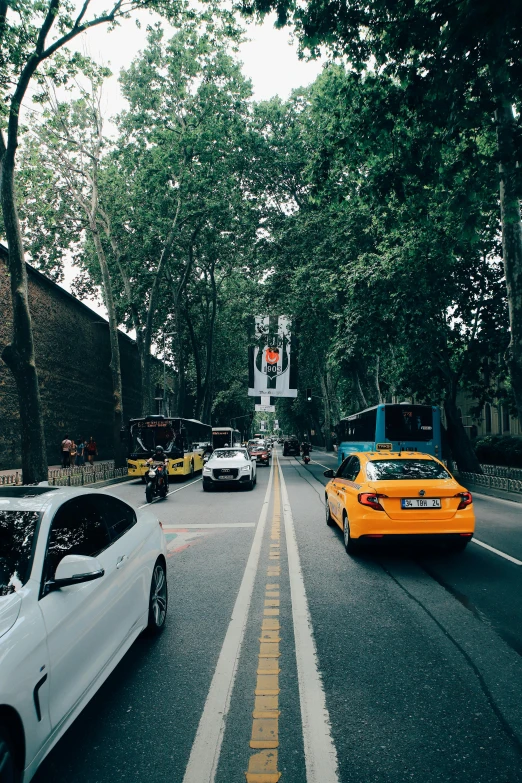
[248,315,297,398]
[256,343,289,389]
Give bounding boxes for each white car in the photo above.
[202,448,257,491]
[0,485,168,783]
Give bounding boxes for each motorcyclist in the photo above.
[147,445,169,488]
[301,441,311,458]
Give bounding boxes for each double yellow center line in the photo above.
[246,458,282,783]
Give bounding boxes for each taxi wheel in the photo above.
[343,514,360,555]
[325,496,335,526]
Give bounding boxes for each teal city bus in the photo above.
[335,403,442,466]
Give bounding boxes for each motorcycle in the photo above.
[303,454,311,464]
[145,459,169,503]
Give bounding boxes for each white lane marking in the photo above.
[181,461,274,783]
[277,458,340,783]
[311,459,334,470]
[163,523,256,529]
[137,477,202,509]
[472,538,522,565]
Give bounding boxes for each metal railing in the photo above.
[479,464,522,481]
[0,462,128,487]
[457,471,522,494]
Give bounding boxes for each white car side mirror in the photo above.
[48,554,104,591]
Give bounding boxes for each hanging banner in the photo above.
[248,316,298,398]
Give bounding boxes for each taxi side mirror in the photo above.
[323,469,334,478]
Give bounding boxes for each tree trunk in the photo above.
[494,92,522,420]
[184,307,203,418]
[0,147,48,483]
[444,395,483,474]
[91,227,126,467]
[319,371,333,450]
[200,261,217,424]
[373,354,383,404]
[352,368,368,409]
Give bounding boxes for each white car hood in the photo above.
[0,593,22,639]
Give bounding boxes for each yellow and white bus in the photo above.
[125,416,212,480]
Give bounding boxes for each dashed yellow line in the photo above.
[246,455,282,783]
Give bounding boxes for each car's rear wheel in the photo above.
[0,725,20,783]
[325,496,335,526]
[343,514,360,555]
[145,560,168,635]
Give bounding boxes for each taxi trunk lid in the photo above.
[368,479,462,520]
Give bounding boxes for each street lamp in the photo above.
[163,331,176,416]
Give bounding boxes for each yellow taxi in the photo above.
[323,451,475,554]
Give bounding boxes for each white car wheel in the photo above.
[145,560,168,634]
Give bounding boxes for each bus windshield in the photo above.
[384,405,434,442]
[130,419,182,457]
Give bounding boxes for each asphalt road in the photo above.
[33,449,522,783]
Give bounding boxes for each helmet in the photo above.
[154,446,164,454]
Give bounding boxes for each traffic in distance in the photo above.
[1,408,522,783]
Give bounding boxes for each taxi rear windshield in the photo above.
[367,460,451,481]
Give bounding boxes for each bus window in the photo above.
[384,406,434,442]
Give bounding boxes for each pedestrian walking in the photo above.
[69,440,77,466]
[61,436,72,467]
[76,439,85,467]
[86,437,98,465]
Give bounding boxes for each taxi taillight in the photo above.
[358,492,387,511]
[456,491,472,510]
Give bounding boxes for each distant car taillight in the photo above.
[456,491,472,509]
[358,492,387,511]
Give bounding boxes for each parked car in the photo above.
[203,448,257,490]
[323,452,475,554]
[0,485,167,783]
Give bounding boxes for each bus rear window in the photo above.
[385,406,434,442]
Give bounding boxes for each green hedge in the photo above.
[473,435,522,468]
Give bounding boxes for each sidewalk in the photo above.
[0,460,132,488]
[0,460,114,478]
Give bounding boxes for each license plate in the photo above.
[218,475,232,480]
[401,498,441,509]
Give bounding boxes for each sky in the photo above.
[69,9,324,120]
[53,9,324,318]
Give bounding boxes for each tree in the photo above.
[0,0,175,482]
[244,0,522,422]
[24,78,129,466]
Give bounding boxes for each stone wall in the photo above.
[0,251,150,469]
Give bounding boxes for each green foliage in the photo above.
[473,435,522,468]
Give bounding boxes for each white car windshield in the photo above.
[0,509,40,595]
[213,449,248,460]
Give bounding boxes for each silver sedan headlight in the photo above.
[240,465,251,473]
[203,467,212,475]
